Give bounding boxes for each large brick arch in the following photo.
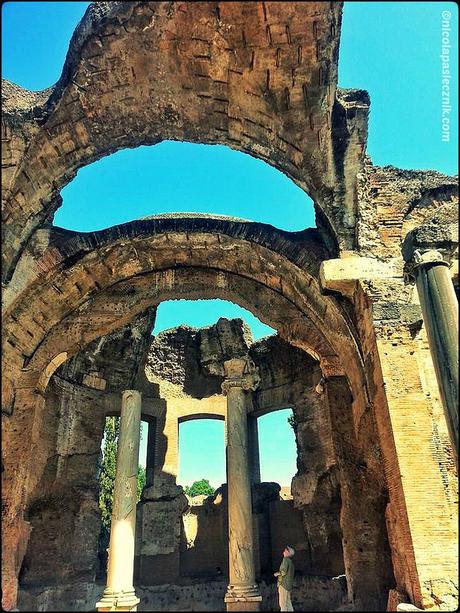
[2,216,368,414]
[1,215,372,610]
[1,1,362,282]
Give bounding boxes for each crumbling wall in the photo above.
[326,377,394,611]
[17,312,159,599]
[1,1,347,284]
[179,489,228,580]
[19,377,105,589]
[1,3,457,608]
[291,384,344,577]
[140,320,349,592]
[357,161,458,260]
[18,574,348,612]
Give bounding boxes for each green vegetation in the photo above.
[137,465,146,500]
[98,416,145,536]
[99,416,119,532]
[184,478,215,497]
[287,413,296,431]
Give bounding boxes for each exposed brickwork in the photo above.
[1,1,351,281]
[1,2,458,612]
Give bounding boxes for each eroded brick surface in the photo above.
[1,2,458,612]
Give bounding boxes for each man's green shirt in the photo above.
[278,556,295,592]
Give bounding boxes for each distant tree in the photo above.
[287,413,296,431]
[98,417,145,577]
[99,417,146,534]
[99,416,119,533]
[137,465,146,501]
[184,479,215,497]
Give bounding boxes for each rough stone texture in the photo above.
[18,377,105,590]
[140,321,391,610]
[138,322,328,593]
[146,317,318,404]
[2,1,353,282]
[57,307,157,393]
[356,159,458,261]
[17,320,350,611]
[18,575,348,612]
[336,280,459,611]
[180,490,228,580]
[2,2,458,612]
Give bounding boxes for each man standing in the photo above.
[274,545,295,611]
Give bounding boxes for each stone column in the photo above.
[414,250,459,457]
[97,390,142,612]
[222,358,262,612]
[248,414,261,485]
[144,402,179,495]
[145,417,156,488]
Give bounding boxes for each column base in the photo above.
[225,602,261,612]
[225,585,262,611]
[96,588,140,611]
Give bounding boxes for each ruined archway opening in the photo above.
[3,2,456,610]
[12,261,392,611]
[153,298,276,341]
[52,142,317,234]
[14,303,393,612]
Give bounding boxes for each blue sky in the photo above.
[2,1,457,174]
[2,2,457,487]
[339,2,458,175]
[177,409,296,489]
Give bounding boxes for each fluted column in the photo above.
[97,390,142,611]
[414,250,459,458]
[222,358,262,612]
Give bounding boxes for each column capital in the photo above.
[404,249,450,282]
[121,389,142,401]
[221,357,260,394]
[413,249,449,268]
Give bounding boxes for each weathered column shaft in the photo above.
[227,386,256,587]
[223,358,261,612]
[415,255,459,456]
[97,390,141,611]
[161,407,179,480]
[145,418,156,488]
[248,414,261,485]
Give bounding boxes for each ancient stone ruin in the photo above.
[2,2,458,612]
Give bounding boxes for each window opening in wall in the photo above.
[257,408,297,497]
[178,419,226,496]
